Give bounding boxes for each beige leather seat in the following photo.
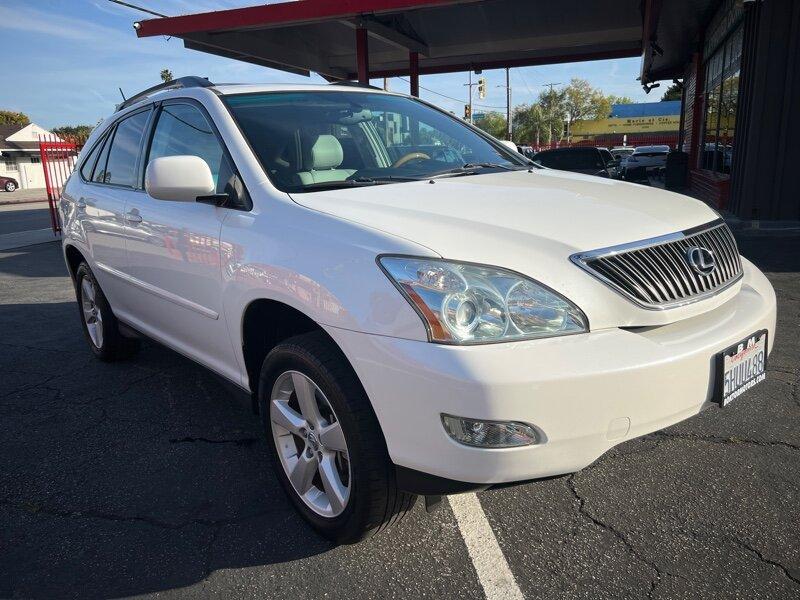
[296,135,356,185]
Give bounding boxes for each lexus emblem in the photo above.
[685,246,716,276]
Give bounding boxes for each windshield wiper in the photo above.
[461,162,517,171]
[293,179,384,192]
[427,162,524,179]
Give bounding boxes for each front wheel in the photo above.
[4,181,16,192]
[258,332,416,544]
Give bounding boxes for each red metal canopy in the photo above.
[135,0,647,90]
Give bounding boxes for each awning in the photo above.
[135,0,644,82]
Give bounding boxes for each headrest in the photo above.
[310,135,343,170]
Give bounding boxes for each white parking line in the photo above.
[448,493,524,600]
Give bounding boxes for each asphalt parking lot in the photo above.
[1,234,798,599]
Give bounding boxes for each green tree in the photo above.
[0,110,30,127]
[160,69,174,83]
[563,78,611,141]
[52,125,94,139]
[661,82,683,101]
[607,95,634,105]
[474,112,508,140]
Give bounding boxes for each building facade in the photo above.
[0,123,55,190]
[679,0,799,221]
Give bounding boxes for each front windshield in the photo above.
[223,90,527,192]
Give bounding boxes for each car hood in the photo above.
[290,169,734,328]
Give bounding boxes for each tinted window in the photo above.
[103,110,150,187]
[148,104,230,194]
[92,130,114,184]
[535,150,603,170]
[80,133,108,180]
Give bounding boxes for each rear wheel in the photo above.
[75,262,139,361]
[258,331,416,544]
[4,181,16,192]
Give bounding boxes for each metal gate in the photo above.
[38,134,85,234]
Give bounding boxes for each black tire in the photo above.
[74,262,139,361]
[258,331,416,544]
[4,181,16,192]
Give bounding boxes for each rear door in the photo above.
[122,99,247,380]
[73,107,152,307]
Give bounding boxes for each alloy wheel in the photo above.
[4,182,15,192]
[270,370,351,518]
[80,277,103,348]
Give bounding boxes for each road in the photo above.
[0,202,52,235]
[0,234,798,599]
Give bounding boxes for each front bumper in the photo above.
[326,258,776,488]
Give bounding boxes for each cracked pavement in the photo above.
[1,234,798,599]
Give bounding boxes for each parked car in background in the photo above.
[532,147,618,178]
[61,78,776,544]
[610,146,635,162]
[622,145,670,178]
[1,175,18,192]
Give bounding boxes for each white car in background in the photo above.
[60,78,776,544]
[622,144,671,175]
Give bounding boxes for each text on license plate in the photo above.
[718,331,767,406]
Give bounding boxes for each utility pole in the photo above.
[463,71,478,124]
[496,68,512,140]
[543,82,561,148]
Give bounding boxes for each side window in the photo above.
[103,110,151,187]
[80,133,108,181]
[147,104,229,194]
[92,129,114,184]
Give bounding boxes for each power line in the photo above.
[107,0,168,18]
[396,77,505,109]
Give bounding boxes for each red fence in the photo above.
[38,134,87,234]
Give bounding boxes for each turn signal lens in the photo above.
[441,414,539,448]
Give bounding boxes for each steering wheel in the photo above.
[392,152,431,168]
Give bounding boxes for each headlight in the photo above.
[378,256,588,344]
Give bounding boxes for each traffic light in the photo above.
[464,104,472,120]
[478,77,487,99]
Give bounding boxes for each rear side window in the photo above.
[102,110,151,187]
[79,133,108,181]
[92,132,114,184]
[147,104,229,193]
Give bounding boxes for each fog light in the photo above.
[441,414,539,448]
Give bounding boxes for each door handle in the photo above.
[125,211,143,224]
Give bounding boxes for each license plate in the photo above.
[714,330,768,406]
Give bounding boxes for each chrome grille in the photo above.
[571,220,743,309]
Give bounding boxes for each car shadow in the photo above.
[0,299,333,599]
[0,241,67,278]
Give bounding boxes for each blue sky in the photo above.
[0,0,652,129]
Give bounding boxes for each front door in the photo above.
[122,101,240,381]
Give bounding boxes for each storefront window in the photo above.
[700,23,743,174]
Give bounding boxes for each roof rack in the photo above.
[328,80,383,91]
[116,76,214,112]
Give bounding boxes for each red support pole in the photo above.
[356,27,369,84]
[409,51,419,97]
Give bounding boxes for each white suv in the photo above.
[60,78,776,543]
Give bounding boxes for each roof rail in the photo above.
[328,80,383,91]
[116,76,215,112]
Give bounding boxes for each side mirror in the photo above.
[145,155,215,202]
